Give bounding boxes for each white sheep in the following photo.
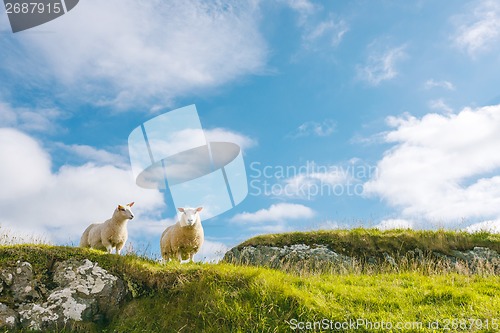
[160,207,204,262]
[80,202,135,255]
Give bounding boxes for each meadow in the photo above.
[0,228,499,332]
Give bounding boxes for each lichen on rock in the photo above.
[0,303,18,329]
[9,261,41,304]
[1,259,128,331]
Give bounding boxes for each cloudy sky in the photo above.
[1,0,500,260]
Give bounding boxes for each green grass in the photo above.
[1,243,500,333]
[236,228,500,258]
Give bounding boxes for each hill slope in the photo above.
[0,229,499,332]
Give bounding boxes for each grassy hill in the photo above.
[1,229,500,332]
[235,228,500,258]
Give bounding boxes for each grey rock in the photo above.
[18,259,128,331]
[449,247,500,273]
[18,294,94,330]
[0,270,13,286]
[0,270,11,295]
[10,261,41,304]
[224,244,352,271]
[53,259,128,318]
[0,303,18,329]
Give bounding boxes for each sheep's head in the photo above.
[116,202,135,220]
[178,207,203,227]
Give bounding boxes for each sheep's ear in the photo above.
[128,202,135,207]
[196,207,203,212]
[177,208,185,213]
[118,205,124,210]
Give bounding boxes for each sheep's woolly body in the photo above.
[80,203,134,255]
[161,207,204,262]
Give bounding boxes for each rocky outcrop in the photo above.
[0,259,128,331]
[224,244,500,274]
[224,244,353,271]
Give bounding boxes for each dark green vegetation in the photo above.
[0,228,499,332]
[237,228,500,258]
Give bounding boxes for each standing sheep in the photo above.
[161,207,204,262]
[80,202,135,255]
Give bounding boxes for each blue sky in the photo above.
[1,0,500,260]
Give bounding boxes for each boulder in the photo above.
[0,303,17,329]
[0,259,130,331]
[8,261,41,304]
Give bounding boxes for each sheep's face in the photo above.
[178,207,203,227]
[116,202,135,220]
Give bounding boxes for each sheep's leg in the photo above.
[162,257,171,264]
[161,250,170,262]
[116,242,124,255]
[101,237,113,254]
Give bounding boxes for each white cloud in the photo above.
[364,104,500,225]
[231,203,315,223]
[375,219,414,230]
[288,119,336,138]
[315,220,340,230]
[204,128,257,151]
[429,99,453,114]
[424,79,455,90]
[130,127,255,164]
[1,0,267,109]
[56,143,129,169]
[123,217,175,257]
[276,170,349,199]
[252,160,370,200]
[0,225,51,246]
[248,224,289,234]
[0,102,65,134]
[303,18,349,48]
[281,0,348,50]
[464,219,500,233]
[194,240,230,263]
[280,0,316,22]
[357,44,407,86]
[453,0,500,56]
[0,128,52,200]
[0,128,165,243]
[128,218,176,240]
